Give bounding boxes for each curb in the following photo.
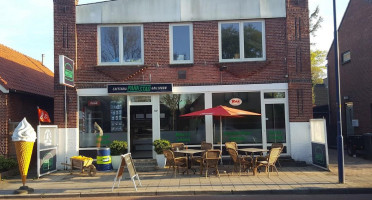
[2,188,372,199]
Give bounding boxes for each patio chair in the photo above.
[171,143,187,158]
[271,143,284,167]
[225,142,238,151]
[200,150,221,178]
[226,148,252,175]
[163,149,187,178]
[256,143,284,167]
[191,142,213,171]
[255,147,282,177]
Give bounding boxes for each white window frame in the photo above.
[169,23,193,64]
[98,24,144,66]
[218,20,266,63]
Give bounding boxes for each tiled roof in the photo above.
[0,44,54,97]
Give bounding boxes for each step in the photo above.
[133,159,157,172]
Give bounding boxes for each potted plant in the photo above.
[109,140,128,170]
[153,139,171,168]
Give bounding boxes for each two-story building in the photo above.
[327,0,372,141]
[54,0,312,163]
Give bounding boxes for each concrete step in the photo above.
[133,159,158,172]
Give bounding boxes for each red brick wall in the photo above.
[327,0,372,135]
[54,0,312,127]
[286,0,313,122]
[54,0,78,128]
[0,92,53,157]
[0,93,9,156]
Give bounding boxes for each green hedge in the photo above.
[0,156,17,172]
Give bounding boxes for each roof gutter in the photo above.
[0,84,9,93]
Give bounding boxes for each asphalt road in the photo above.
[42,194,372,200]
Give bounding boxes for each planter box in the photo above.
[156,154,166,168]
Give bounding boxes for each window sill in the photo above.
[219,58,266,63]
[169,63,194,67]
[95,64,145,68]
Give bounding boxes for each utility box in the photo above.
[363,133,372,160]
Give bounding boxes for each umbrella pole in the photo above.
[220,116,223,165]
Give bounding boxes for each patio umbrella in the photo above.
[180,105,261,159]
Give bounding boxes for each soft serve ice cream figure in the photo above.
[12,118,37,193]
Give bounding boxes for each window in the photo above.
[342,50,351,64]
[98,25,144,65]
[170,24,193,64]
[219,21,265,62]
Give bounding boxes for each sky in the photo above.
[0,0,350,72]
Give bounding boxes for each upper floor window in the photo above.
[219,20,265,62]
[170,24,193,64]
[342,50,351,64]
[98,25,144,65]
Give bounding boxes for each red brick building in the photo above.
[54,0,312,162]
[327,0,372,140]
[0,44,54,158]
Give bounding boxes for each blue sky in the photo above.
[0,0,350,72]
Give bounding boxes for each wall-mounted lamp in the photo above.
[219,66,228,71]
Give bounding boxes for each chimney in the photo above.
[42,54,45,65]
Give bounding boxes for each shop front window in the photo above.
[212,92,262,145]
[160,93,205,145]
[79,96,127,148]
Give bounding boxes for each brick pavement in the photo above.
[1,149,372,198]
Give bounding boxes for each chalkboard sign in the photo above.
[111,153,142,191]
[311,142,327,169]
[39,148,57,175]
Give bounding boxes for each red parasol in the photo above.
[180,105,261,160]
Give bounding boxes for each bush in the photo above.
[153,139,171,154]
[0,156,18,172]
[109,140,128,156]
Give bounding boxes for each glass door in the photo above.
[130,105,153,158]
[265,103,286,147]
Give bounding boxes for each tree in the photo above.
[311,50,327,85]
[309,6,326,104]
[309,5,324,37]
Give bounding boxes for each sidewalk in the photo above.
[1,149,372,198]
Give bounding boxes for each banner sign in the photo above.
[59,55,74,87]
[37,125,59,177]
[108,84,172,94]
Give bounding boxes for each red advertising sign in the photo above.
[229,98,242,106]
[88,100,101,106]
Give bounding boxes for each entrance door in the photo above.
[345,102,354,136]
[130,105,153,158]
[265,103,286,147]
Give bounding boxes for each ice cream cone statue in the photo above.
[12,118,37,192]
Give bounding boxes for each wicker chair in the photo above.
[200,150,221,178]
[171,143,187,158]
[256,143,284,167]
[271,143,284,167]
[226,148,252,175]
[225,142,238,150]
[192,142,213,166]
[256,147,282,177]
[163,149,187,177]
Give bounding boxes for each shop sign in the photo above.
[229,98,242,106]
[108,84,172,94]
[59,55,74,87]
[88,100,101,106]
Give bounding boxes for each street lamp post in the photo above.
[332,0,345,184]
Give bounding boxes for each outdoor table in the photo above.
[238,148,268,175]
[174,149,205,174]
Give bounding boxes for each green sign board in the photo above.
[59,55,74,87]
